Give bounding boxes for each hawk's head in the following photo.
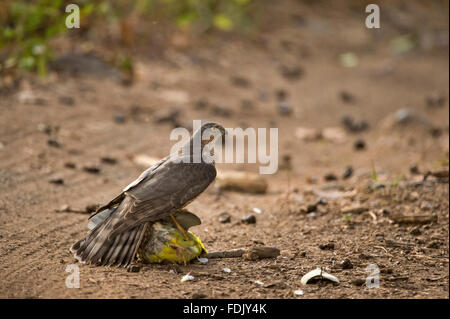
[197,122,227,146]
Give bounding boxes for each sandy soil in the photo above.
[0,0,448,298]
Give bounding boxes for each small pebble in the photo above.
[114,114,126,124]
[65,162,76,169]
[127,264,141,273]
[306,204,317,213]
[101,156,117,165]
[276,89,288,101]
[409,164,420,175]
[324,173,338,181]
[343,166,353,179]
[83,165,100,174]
[49,178,64,185]
[340,258,353,269]
[47,138,60,148]
[277,101,292,116]
[354,139,366,151]
[218,213,231,224]
[319,242,335,250]
[342,115,368,132]
[340,91,355,103]
[242,215,257,224]
[38,123,52,134]
[279,65,303,81]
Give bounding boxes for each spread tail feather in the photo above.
[70,209,146,267]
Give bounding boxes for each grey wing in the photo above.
[108,160,217,236]
[123,156,169,192]
[88,156,169,223]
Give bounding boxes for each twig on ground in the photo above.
[203,246,280,260]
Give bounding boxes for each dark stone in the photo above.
[279,65,303,81]
[339,91,355,103]
[65,162,76,169]
[354,139,366,150]
[275,89,288,101]
[342,115,368,132]
[83,165,100,174]
[101,156,117,165]
[409,164,420,175]
[306,204,317,213]
[114,114,126,124]
[49,178,64,185]
[343,166,354,179]
[340,258,353,269]
[219,213,231,224]
[319,242,335,250]
[277,101,292,116]
[242,215,257,224]
[47,138,60,148]
[324,173,338,181]
[127,264,141,273]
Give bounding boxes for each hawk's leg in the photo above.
[169,243,189,265]
[170,213,190,241]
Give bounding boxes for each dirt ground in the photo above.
[0,1,449,298]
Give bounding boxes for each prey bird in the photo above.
[70,122,226,267]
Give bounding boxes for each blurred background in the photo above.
[0,0,449,298]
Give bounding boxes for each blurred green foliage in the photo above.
[0,0,258,76]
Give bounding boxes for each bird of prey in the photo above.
[70,122,226,267]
